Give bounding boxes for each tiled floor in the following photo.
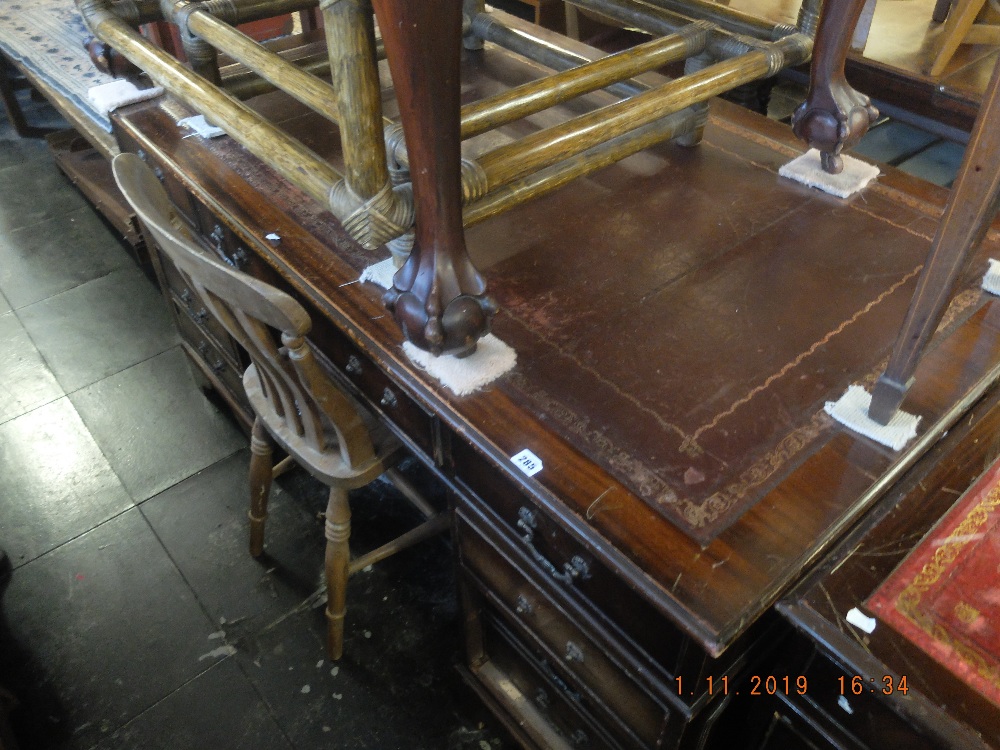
[0,90,506,749]
[0,62,965,750]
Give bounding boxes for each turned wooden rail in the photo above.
[79,0,874,356]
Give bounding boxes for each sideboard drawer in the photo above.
[458,510,669,748]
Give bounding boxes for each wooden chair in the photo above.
[111,152,448,660]
[927,0,1000,77]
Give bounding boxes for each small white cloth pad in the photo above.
[825,385,920,450]
[360,260,516,394]
[359,258,397,289]
[779,149,880,198]
[403,334,517,396]
[87,79,163,115]
[178,114,226,139]
[982,258,1000,296]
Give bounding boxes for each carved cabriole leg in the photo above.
[324,486,352,660]
[868,57,1000,424]
[372,0,496,357]
[248,417,274,557]
[791,0,877,174]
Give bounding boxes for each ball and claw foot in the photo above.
[792,79,878,175]
[384,285,497,358]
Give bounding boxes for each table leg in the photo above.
[791,0,878,174]
[371,0,495,357]
[869,56,1000,424]
[0,56,35,137]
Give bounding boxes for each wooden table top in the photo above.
[114,32,1000,658]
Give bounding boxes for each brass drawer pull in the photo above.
[515,595,533,616]
[380,388,398,408]
[516,506,592,586]
[345,355,363,375]
[179,288,192,308]
[196,342,226,374]
[209,224,248,269]
[192,308,209,325]
[564,641,584,663]
[534,688,550,709]
[570,729,590,747]
[210,223,224,252]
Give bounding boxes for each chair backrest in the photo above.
[112,152,376,471]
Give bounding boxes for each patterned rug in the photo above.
[0,0,115,131]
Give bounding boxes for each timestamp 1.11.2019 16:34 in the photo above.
[674,674,909,698]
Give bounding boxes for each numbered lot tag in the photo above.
[511,449,543,477]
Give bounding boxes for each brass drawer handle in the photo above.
[516,506,592,586]
[539,659,581,703]
[209,224,248,269]
[380,388,398,408]
[225,246,248,270]
[192,308,209,325]
[515,595,533,616]
[570,729,589,747]
[179,288,192,308]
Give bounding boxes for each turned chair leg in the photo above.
[248,417,274,557]
[324,486,352,660]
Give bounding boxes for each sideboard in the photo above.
[110,27,1000,747]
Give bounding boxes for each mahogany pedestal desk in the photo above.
[111,37,1000,748]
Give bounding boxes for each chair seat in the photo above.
[243,362,400,489]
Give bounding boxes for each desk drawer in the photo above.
[310,329,435,458]
[174,301,250,411]
[160,252,242,365]
[451,439,695,684]
[792,651,937,750]
[477,610,629,750]
[118,134,197,228]
[458,511,668,748]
